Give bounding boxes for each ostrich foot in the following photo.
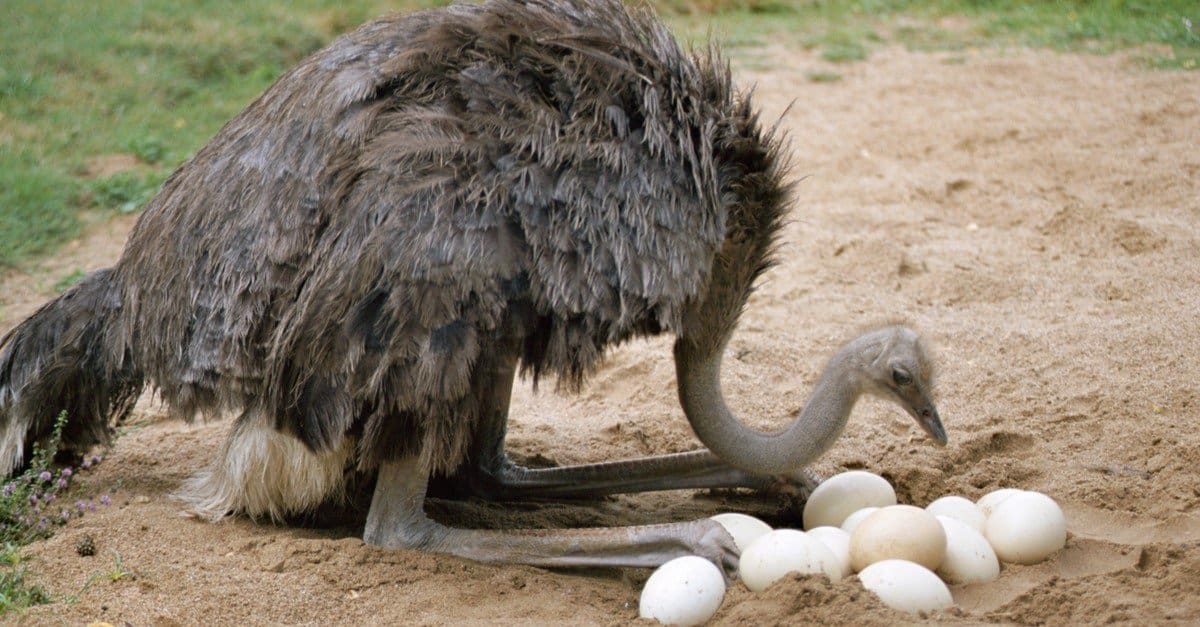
[366,456,739,574]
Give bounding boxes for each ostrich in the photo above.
[0,0,946,572]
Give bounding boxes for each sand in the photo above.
[2,41,1198,625]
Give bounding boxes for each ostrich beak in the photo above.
[898,387,947,445]
[913,404,947,446]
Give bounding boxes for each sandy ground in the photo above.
[2,39,1199,625]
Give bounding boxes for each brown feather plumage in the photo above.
[0,0,789,481]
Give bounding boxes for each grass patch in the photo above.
[0,0,437,272]
[806,70,845,83]
[89,172,160,215]
[821,40,870,63]
[666,1,1199,68]
[0,152,80,269]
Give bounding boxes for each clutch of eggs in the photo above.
[640,471,1068,622]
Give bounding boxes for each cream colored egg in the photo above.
[639,556,726,626]
[976,488,1024,518]
[739,529,841,592]
[926,495,986,533]
[709,513,772,553]
[802,471,897,530]
[840,507,880,536]
[985,491,1067,565]
[806,526,852,579]
[935,515,1000,584]
[849,505,947,572]
[858,559,954,614]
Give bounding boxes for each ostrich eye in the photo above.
[892,369,912,386]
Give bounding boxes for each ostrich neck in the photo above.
[676,341,860,476]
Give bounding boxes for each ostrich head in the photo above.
[850,325,945,445]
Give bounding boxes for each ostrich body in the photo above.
[0,0,945,572]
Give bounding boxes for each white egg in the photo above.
[857,559,954,615]
[639,556,726,626]
[709,513,772,553]
[925,495,986,533]
[976,488,1024,518]
[803,471,897,529]
[739,529,842,592]
[984,491,1067,565]
[806,526,852,578]
[840,507,880,536]
[935,515,1000,585]
[849,505,947,572]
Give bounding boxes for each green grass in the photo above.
[671,1,1198,65]
[0,0,436,270]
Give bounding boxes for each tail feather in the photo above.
[175,411,354,522]
[0,268,142,475]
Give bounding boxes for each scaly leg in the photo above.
[475,449,781,498]
[365,456,739,571]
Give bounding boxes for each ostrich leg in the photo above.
[365,456,738,571]
[474,449,821,500]
[457,350,818,501]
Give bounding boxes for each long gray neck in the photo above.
[676,341,861,475]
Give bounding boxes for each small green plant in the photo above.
[0,545,50,613]
[127,136,167,164]
[2,413,66,544]
[0,412,114,614]
[806,70,844,83]
[79,550,136,593]
[60,550,138,606]
[0,412,112,545]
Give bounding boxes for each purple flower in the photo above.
[61,509,70,521]
[44,493,56,504]
[74,500,87,511]
[38,471,52,482]
[56,478,68,489]
[99,495,112,506]
[60,468,73,477]
[28,494,38,504]
[81,459,92,469]
[2,483,14,497]
[37,518,48,529]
